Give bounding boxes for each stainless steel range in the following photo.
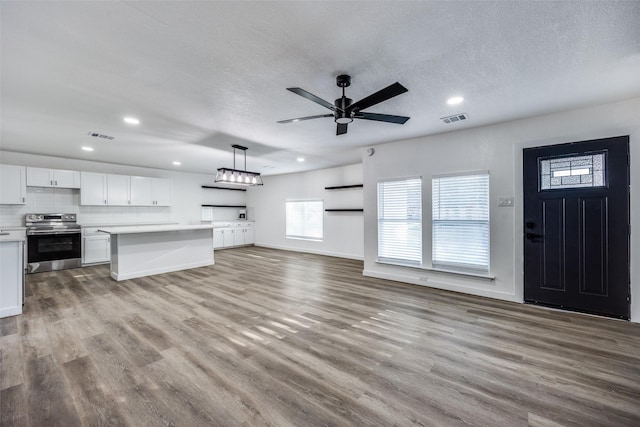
[25,213,82,273]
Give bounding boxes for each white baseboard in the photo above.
[253,243,363,261]
[362,268,520,303]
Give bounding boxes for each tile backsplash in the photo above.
[0,187,172,226]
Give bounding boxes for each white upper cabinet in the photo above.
[82,173,171,206]
[80,172,107,205]
[26,167,80,188]
[0,165,26,205]
[107,174,130,206]
[130,176,171,206]
[129,176,154,206]
[151,178,172,206]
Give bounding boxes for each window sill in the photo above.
[286,236,322,242]
[375,260,495,280]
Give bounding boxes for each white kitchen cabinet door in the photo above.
[152,178,172,206]
[26,167,53,187]
[27,167,80,188]
[213,229,225,249]
[130,177,171,206]
[130,176,154,206]
[0,240,24,318]
[83,235,111,264]
[80,172,107,205]
[233,227,245,246]
[107,174,130,206]
[53,169,81,188]
[243,227,255,245]
[0,165,26,205]
[222,228,235,247]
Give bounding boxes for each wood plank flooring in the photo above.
[1,246,639,426]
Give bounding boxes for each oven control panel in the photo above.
[25,213,77,224]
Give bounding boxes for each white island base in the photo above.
[98,225,214,281]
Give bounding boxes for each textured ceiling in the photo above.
[1,1,640,176]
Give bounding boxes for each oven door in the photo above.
[27,231,81,265]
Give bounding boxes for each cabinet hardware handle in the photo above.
[55,180,58,185]
[104,200,107,204]
[50,180,53,185]
[22,197,25,202]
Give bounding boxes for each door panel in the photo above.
[541,199,565,291]
[523,135,629,319]
[579,197,607,296]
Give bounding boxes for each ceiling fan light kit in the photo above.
[278,74,410,135]
[215,144,263,186]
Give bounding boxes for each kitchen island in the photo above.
[97,224,214,281]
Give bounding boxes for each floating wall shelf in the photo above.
[201,186,246,192]
[325,209,364,212]
[324,184,363,190]
[201,204,246,208]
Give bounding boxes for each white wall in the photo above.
[0,152,243,226]
[248,164,363,260]
[363,96,640,322]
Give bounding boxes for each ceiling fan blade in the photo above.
[287,88,340,112]
[336,123,348,135]
[349,82,408,112]
[355,112,410,124]
[278,114,333,124]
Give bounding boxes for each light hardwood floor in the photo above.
[1,246,639,426]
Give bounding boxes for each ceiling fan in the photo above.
[278,75,410,135]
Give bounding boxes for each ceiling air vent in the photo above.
[440,113,468,124]
[87,131,115,140]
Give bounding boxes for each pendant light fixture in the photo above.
[215,144,263,186]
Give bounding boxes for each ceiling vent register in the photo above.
[440,113,468,124]
[87,131,115,140]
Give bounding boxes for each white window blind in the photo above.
[432,173,489,271]
[286,200,323,241]
[377,178,422,264]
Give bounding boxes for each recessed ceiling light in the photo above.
[173,161,181,166]
[123,117,140,125]
[297,157,305,162]
[82,146,94,151]
[447,96,464,105]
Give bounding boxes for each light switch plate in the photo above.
[498,197,514,207]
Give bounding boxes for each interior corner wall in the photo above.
[247,163,363,260]
[362,96,640,323]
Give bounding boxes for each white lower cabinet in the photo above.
[0,238,24,318]
[212,222,254,249]
[82,228,111,264]
[0,230,25,318]
[213,228,225,249]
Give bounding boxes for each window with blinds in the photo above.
[432,173,489,271]
[377,178,422,264]
[286,200,323,241]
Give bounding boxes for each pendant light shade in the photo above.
[215,144,263,186]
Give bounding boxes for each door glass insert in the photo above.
[540,153,605,190]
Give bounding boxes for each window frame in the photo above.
[285,199,324,241]
[377,176,423,266]
[431,171,490,273]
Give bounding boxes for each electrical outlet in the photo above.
[419,276,428,281]
[498,197,514,207]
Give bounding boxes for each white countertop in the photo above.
[98,224,214,235]
[0,226,27,231]
[81,221,178,228]
[205,221,254,228]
